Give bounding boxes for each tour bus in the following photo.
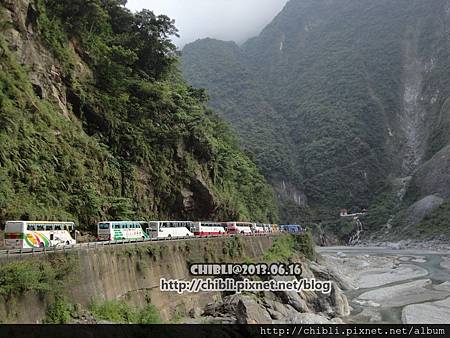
[279,224,305,233]
[263,224,272,233]
[4,221,76,249]
[191,222,226,237]
[223,222,254,235]
[251,223,266,234]
[147,221,194,239]
[97,221,150,241]
[271,224,279,233]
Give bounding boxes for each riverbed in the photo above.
[317,246,450,324]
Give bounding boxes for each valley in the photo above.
[1,0,450,327]
[182,0,450,240]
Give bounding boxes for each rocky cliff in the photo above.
[0,0,278,229]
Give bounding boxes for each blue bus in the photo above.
[279,224,306,233]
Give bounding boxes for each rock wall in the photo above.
[0,236,275,323]
[0,236,350,324]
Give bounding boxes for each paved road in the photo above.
[0,233,279,257]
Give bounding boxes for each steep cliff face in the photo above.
[0,0,279,228]
[0,237,274,322]
[181,0,450,236]
[0,236,349,324]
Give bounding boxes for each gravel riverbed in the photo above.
[318,246,450,323]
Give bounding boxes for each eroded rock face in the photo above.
[178,169,216,218]
[401,195,444,227]
[410,145,450,200]
[1,0,72,116]
[309,260,355,291]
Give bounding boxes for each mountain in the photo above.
[0,0,278,230]
[182,0,450,238]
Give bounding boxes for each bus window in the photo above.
[37,224,45,231]
[27,224,36,231]
[45,225,53,231]
[50,234,54,240]
[5,222,24,232]
[99,223,110,230]
[55,224,62,230]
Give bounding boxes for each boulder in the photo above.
[309,260,354,291]
[236,295,272,324]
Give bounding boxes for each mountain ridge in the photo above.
[181,0,450,237]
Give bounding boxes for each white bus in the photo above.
[223,222,254,235]
[191,222,226,237]
[252,223,266,234]
[263,224,272,233]
[4,221,76,249]
[97,221,150,241]
[147,221,193,238]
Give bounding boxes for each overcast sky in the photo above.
[126,0,289,48]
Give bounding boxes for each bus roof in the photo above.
[7,221,75,224]
[150,220,192,223]
[99,220,146,223]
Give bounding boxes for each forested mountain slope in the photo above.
[0,0,278,230]
[182,0,450,237]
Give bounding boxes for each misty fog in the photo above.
[126,0,289,47]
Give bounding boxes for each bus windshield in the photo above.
[99,223,110,230]
[5,222,23,232]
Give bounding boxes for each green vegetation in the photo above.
[0,254,77,299]
[89,299,161,324]
[363,189,399,230]
[44,297,73,324]
[223,235,244,258]
[414,198,450,238]
[0,0,278,230]
[263,233,316,262]
[182,0,450,228]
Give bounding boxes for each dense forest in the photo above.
[0,0,279,231]
[182,0,450,236]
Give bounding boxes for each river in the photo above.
[317,246,450,324]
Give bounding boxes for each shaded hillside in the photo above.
[0,0,278,230]
[182,0,450,234]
